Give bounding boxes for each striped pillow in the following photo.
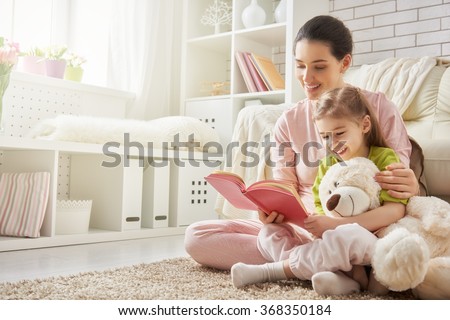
[0,172,51,238]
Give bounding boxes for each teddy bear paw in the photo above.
[372,227,430,291]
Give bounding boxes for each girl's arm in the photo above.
[304,201,406,238]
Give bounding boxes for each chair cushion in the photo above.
[416,139,450,197]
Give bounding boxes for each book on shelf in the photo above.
[243,52,269,92]
[249,53,285,91]
[235,51,258,93]
[205,171,309,227]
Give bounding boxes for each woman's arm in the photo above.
[375,163,419,198]
[271,115,301,190]
[304,201,406,238]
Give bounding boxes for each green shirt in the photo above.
[312,146,408,215]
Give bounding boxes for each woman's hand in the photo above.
[304,214,340,238]
[374,163,419,199]
[258,210,285,224]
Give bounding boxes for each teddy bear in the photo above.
[317,157,450,299]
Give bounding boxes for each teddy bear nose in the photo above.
[326,194,341,211]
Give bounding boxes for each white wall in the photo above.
[330,0,450,66]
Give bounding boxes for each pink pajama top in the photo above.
[271,89,412,213]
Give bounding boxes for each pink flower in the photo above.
[0,38,20,74]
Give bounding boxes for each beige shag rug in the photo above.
[0,257,415,300]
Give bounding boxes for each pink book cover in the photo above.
[243,52,269,92]
[235,51,258,93]
[205,172,308,227]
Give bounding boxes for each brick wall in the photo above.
[330,0,450,66]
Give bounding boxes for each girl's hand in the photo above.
[374,163,419,199]
[258,210,285,224]
[304,215,339,238]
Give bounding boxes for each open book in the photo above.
[205,171,309,227]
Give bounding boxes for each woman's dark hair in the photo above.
[293,15,353,60]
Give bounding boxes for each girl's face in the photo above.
[315,115,371,161]
[295,39,351,100]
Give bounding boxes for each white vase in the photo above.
[241,0,266,29]
[274,0,287,23]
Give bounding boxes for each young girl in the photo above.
[312,86,408,214]
[231,86,408,294]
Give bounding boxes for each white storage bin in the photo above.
[185,97,240,147]
[169,158,221,227]
[56,200,92,235]
[142,164,170,228]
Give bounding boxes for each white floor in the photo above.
[0,235,188,283]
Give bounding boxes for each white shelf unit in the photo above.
[0,137,222,251]
[180,0,329,145]
[0,72,222,252]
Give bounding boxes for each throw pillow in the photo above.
[0,172,51,238]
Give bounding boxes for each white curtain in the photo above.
[107,0,182,120]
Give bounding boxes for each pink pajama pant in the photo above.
[184,219,377,280]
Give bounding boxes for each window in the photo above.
[0,0,111,87]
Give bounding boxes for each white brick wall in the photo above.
[330,0,450,66]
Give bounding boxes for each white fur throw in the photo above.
[29,115,220,150]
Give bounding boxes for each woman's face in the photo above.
[295,39,350,100]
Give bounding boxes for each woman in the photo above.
[185,15,418,293]
[232,86,409,294]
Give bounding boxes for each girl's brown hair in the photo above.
[313,86,389,148]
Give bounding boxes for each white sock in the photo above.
[231,261,287,288]
[312,271,360,296]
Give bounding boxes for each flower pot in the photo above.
[45,59,66,78]
[64,66,84,82]
[18,56,46,75]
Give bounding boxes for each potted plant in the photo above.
[18,46,46,75]
[64,52,86,82]
[43,45,67,78]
